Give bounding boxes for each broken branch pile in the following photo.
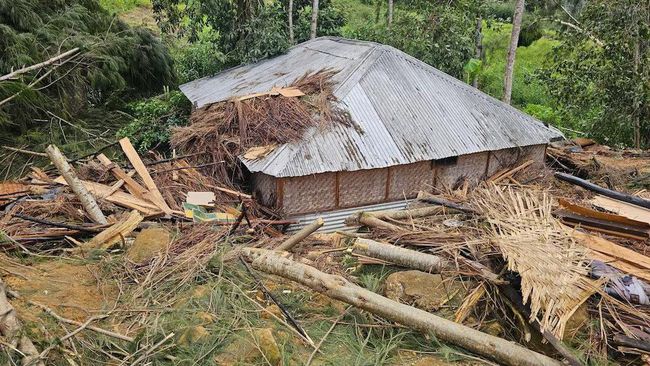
[171,69,352,182]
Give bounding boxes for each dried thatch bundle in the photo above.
[171,69,351,183]
[473,185,598,338]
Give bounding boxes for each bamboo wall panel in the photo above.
[282,173,337,215]
[252,173,277,207]
[436,152,489,189]
[487,147,520,177]
[388,161,434,200]
[339,168,388,208]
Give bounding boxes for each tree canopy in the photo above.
[0,0,174,155]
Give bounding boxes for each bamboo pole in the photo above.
[45,145,107,224]
[242,248,562,366]
[352,238,446,273]
[275,218,324,252]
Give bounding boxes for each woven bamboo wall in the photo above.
[487,147,519,177]
[282,173,337,215]
[388,161,434,200]
[435,152,489,189]
[251,173,277,207]
[339,168,388,207]
[519,144,546,169]
[254,145,547,215]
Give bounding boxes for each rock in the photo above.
[254,328,281,365]
[214,328,282,366]
[178,325,210,346]
[126,227,171,264]
[384,270,464,312]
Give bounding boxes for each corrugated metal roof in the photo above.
[179,37,563,178]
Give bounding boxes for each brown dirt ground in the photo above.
[0,254,117,324]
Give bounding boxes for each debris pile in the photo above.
[171,69,352,181]
[0,136,649,365]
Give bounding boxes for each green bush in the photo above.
[172,32,226,84]
[117,91,190,152]
[485,1,514,21]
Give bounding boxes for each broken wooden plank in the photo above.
[96,153,148,198]
[242,248,562,366]
[84,210,143,250]
[556,210,650,239]
[54,176,161,216]
[571,229,650,270]
[46,144,108,224]
[558,198,650,229]
[591,195,650,225]
[490,160,534,184]
[119,138,173,215]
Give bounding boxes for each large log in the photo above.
[46,145,108,224]
[242,248,561,366]
[555,172,650,209]
[352,238,445,273]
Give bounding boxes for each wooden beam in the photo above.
[96,153,148,198]
[118,138,173,215]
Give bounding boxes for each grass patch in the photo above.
[100,0,151,14]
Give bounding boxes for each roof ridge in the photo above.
[379,44,548,130]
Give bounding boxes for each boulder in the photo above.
[384,270,465,312]
[126,227,171,263]
[214,328,282,366]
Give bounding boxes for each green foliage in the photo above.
[172,34,227,84]
[542,0,650,147]
[117,90,190,152]
[294,1,346,42]
[463,58,482,84]
[478,23,557,110]
[0,0,175,167]
[152,0,343,67]
[348,0,477,79]
[485,0,514,21]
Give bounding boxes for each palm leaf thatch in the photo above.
[474,185,598,338]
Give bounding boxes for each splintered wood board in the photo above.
[119,138,173,215]
[592,195,650,225]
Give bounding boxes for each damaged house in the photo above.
[179,37,562,224]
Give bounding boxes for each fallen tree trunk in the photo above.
[371,206,445,220]
[275,218,324,252]
[359,213,404,232]
[46,145,107,224]
[0,280,44,366]
[417,192,479,214]
[555,172,650,209]
[352,238,445,273]
[242,248,561,366]
[353,238,505,284]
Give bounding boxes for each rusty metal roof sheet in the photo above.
[179,37,563,178]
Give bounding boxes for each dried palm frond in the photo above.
[171,69,352,183]
[473,184,599,338]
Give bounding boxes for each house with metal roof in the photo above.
[180,37,562,221]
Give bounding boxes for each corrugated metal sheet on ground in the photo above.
[286,199,414,233]
[180,37,563,178]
